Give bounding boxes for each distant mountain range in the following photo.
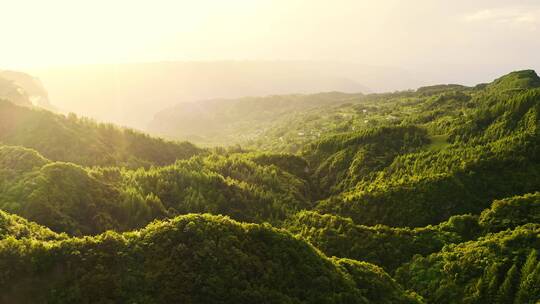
[148,92,363,144]
[28,61,418,129]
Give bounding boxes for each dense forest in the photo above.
[0,100,202,167]
[1,70,539,303]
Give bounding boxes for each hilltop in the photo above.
[487,69,540,91]
[0,100,202,167]
[0,213,420,304]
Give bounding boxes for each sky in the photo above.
[1,0,539,72]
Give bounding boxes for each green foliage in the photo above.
[0,100,202,167]
[0,210,65,241]
[287,192,538,277]
[487,70,540,92]
[304,125,429,196]
[515,250,540,304]
[0,213,419,304]
[479,192,540,233]
[425,134,450,151]
[0,145,47,172]
[453,88,540,143]
[395,224,540,303]
[0,147,312,235]
[149,92,364,151]
[334,259,423,304]
[313,76,540,226]
[416,84,468,95]
[496,264,519,304]
[247,152,311,180]
[286,211,473,272]
[1,69,540,303]
[116,153,312,225]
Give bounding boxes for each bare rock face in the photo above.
[0,70,56,111]
[0,75,32,106]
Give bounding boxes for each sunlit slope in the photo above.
[286,192,540,273]
[33,61,375,129]
[148,92,363,146]
[0,100,202,167]
[306,70,540,227]
[0,145,312,235]
[0,209,66,241]
[396,224,540,304]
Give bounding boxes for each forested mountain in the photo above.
[0,209,66,241]
[148,92,363,146]
[287,192,539,274]
[0,213,420,304]
[31,61,379,129]
[311,70,540,228]
[1,70,539,303]
[0,101,202,167]
[396,224,540,304]
[0,145,312,235]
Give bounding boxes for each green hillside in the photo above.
[0,100,202,167]
[0,145,313,235]
[309,71,540,227]
[0,210,66,241]
[287,192,540,273]
[148,92,363,149]
[1,70,540,303]
[0,213,420,304]
[396,224,540,303]
[487,69,540,92]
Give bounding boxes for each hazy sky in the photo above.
[1,0,540,80]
